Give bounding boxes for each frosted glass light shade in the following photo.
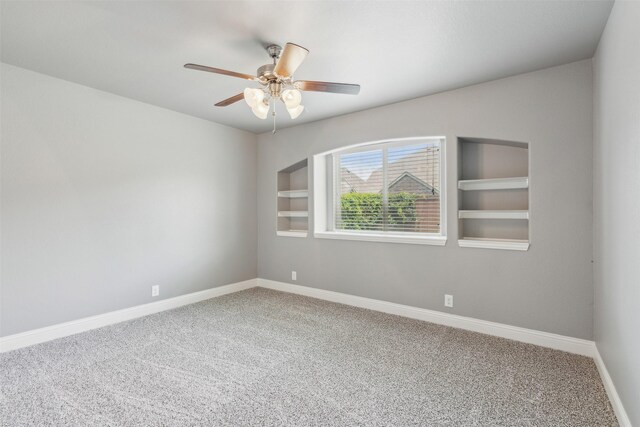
[287,104,304,119]
[252,100,269,119]
[244,88,264,108]
[281,89,302,109]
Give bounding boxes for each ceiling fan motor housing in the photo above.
[257,64,277,82]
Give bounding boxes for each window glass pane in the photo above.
[333,138,442,235]
[336,149,384,231]
[387,142,440,233]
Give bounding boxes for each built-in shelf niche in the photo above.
[457,137,530,251]
[277,159,309,237]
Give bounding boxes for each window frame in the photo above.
[313,136,447,246]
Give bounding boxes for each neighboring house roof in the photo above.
[387,171,439,195]
[340,167,366,193]
[340,146,440,194]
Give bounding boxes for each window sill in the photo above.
[314,231,447,246]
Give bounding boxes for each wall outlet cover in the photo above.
[291,271,297,281]
[152,285,159,297]
[444,294,453,308]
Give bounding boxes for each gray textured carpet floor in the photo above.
[1,288,617,426]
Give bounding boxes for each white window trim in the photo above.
[315,231,447,245]
[313,136,447,246]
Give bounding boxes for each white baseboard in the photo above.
[268,276,632,422]
[593,345,633,427]
[257,279,596,357]
[2,277,629,425]
[1,278,595,358]
[0,278,257,353]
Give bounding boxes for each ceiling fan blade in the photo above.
[273,43,309,78]
[184,63,256,81]
[215,93,245,107]
[295,80,360,95]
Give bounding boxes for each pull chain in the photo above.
[272,99,277,134]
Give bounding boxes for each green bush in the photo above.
[339,192,383,230]
[339,192,420,231]
[388,192,419,229]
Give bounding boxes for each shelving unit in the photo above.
[458,177,528,191]
[276,230,308,238]
[457,137,530,251]
[277,159,309,237]
[277,211,309,218]
[458,210,529,220]
[277,190,309,198]
[458,237,530,251]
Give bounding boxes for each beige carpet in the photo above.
[1,288,617,426]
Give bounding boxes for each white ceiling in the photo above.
[1,1,613,134]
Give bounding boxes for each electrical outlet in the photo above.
[291,271,297,281]
[152,285,159,297]
[444,294,453,308]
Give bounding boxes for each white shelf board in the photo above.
[277,230,308,238]
[458,177,528,191]
[277,211,309,218]
[458,210,529,220]
[458,238,529,251]
[277,190,309,198]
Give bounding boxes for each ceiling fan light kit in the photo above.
[252,100,270,120]
[287,104,304,120]
[185,42,360,132]
[243,87,264,107]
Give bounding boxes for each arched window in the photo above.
[313,137,446,245]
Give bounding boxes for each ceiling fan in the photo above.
[184,42,360,131]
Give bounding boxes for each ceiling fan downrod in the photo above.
[266,44,282,64]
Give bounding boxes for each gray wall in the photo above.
[0,63,258,336]
[593,1,640,424]
[258,60,594,340]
